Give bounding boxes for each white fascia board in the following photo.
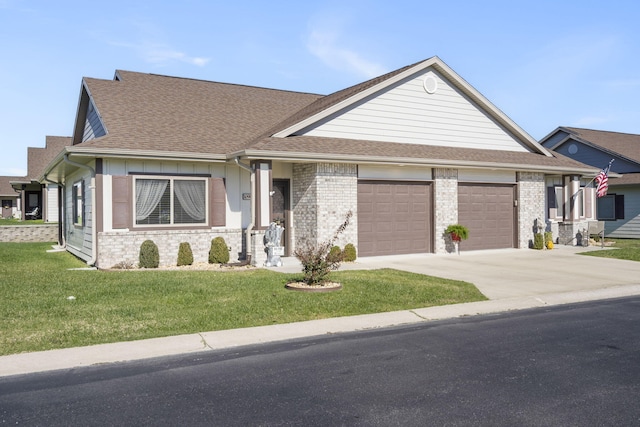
[66,146,228,163]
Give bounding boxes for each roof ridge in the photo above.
[565,126,640,138]
[114,69,322,97]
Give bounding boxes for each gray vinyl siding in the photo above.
[82,101,106,142]
[540,130,570,148]
[553,141,640,173]
[298,68,531,152]
[65,172,93,262]
[605,185,640,238]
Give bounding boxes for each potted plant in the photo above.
[445,224,469,242]
[445,224,469,255]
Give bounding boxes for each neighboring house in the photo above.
[541,127,640,239]
[41,56,598,268]
[10,136,71,222]
[0,176,23,219]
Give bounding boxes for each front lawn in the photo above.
[580,238,640,262]
[0,218,46,225]
[0,243,486,356]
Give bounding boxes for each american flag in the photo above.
[595,165,610,198]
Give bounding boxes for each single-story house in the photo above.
[540,127,640,239]
[8,136,71,222]
[41,56,598,268]
[0,176,22,219]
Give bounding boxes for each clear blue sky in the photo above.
[1,0,639,176]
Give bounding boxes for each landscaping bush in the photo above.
[533,233,544,250]
[139,240,160,268]
[177,242,194,266]
[209,237,230,264]
[343,243,357,262]
[294,211,352,286]
[328,245,343,263]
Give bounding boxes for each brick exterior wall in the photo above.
[517,172,546,249]
[0,225,58,243]
[96,229,242,269]
[292,163,358,252]
[558,220,591,246]
[433,168,458,253]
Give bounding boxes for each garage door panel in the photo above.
[358,181,432,256]
[458,184,515,251]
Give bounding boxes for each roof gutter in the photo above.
[239,150,601,176]
[62,154,97,267]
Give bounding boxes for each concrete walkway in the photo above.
[2,245,640,377]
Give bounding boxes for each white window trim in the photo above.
[133,175,209,228]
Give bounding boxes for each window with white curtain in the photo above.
[134,177,207,226]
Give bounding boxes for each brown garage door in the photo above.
[458,184,516,251]
[358,181,431,256]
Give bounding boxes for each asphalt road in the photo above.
[2,296,640,426]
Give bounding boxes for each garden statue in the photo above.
[264,222,284,267]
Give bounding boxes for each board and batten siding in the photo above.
[606,186,640,238]
[297,69,530,152]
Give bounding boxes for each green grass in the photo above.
[580,238,640,262]
[0,242,486,356]
[0,218,47,225]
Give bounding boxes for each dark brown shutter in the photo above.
[547,187,557,219]
[210,177,226,227]
[112,176,132,229]
[615,194,625,220]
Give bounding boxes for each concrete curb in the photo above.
[2,283,640,378]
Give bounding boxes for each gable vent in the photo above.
[423,73,438,94]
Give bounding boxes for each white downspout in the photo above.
[63,154,97,266]
[233,158,255,263]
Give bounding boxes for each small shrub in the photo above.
[209,237,230,264]
[294,211,352,286]
[139,240,160,268]
[544,232,553,244]
[112,260,135,270]
[177,242,194,266]
[533,233,544,250]
[328,245,343,263]
[343,243,357,262]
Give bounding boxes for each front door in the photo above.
[271,180,290,256]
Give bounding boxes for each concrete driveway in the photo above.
[276,245,640,300]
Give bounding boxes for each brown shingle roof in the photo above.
[609,172,640,186]
[563,127,640,164]
[0,176,24,197]
[246,135,594,172]
[28,136,71,179]
[62,64,595,174]
[79,71,321,155]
